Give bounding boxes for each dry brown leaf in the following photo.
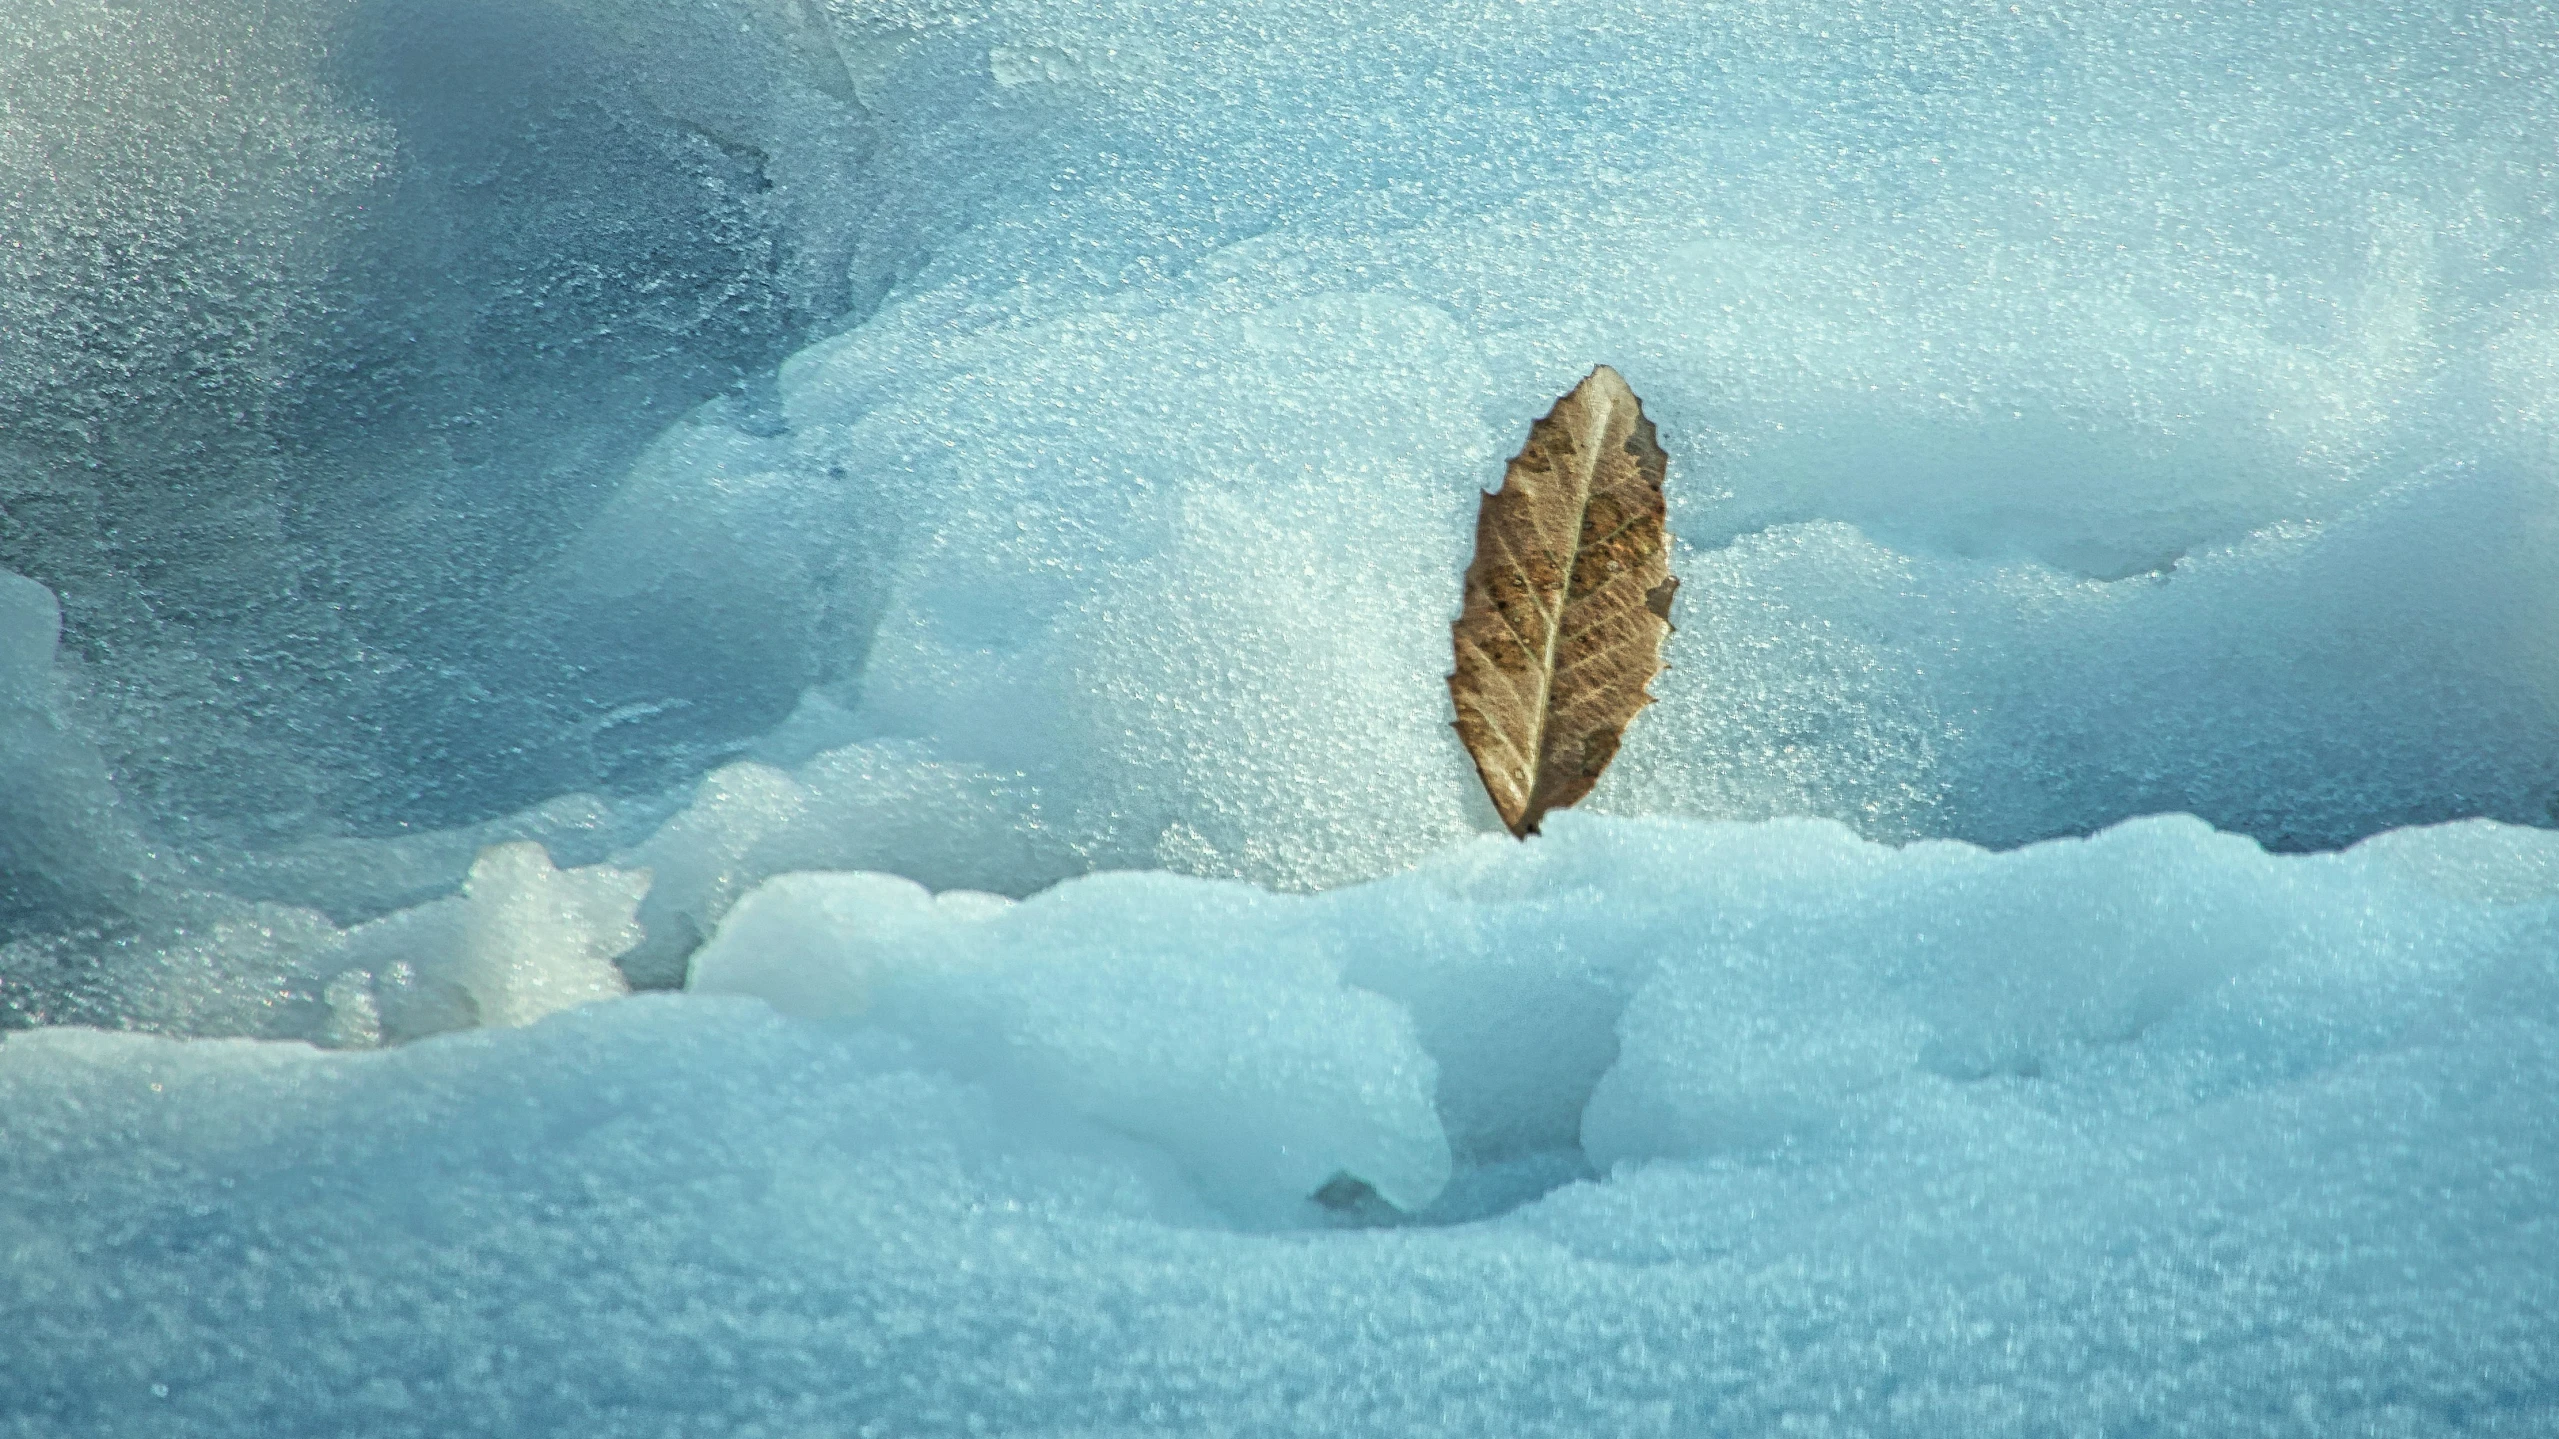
[1449,365,1676,838]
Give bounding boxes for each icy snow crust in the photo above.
[8,814,2559,1434]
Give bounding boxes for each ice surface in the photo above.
[7,815,2557,1433]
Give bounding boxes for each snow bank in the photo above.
[5,813,2554,1433]
[560,0,2559,912]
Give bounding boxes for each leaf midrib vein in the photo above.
[1523,396,1610,789]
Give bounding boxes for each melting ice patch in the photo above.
[5,814,2557,1433]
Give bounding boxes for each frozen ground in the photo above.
[3,0,2558,1430]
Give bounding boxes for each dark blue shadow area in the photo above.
[0,0,874,878]
[294,0,843,827]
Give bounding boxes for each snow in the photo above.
[3,0,2558,1427]
[7,815,2559,1433]
[691,868,1450,1220]
[314,842,642,1047]
[548,0,2559,896]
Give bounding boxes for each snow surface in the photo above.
[8,815,2559,1433]
[4,0,2559,1428]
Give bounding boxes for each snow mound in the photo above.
[692,868,1450,1220]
